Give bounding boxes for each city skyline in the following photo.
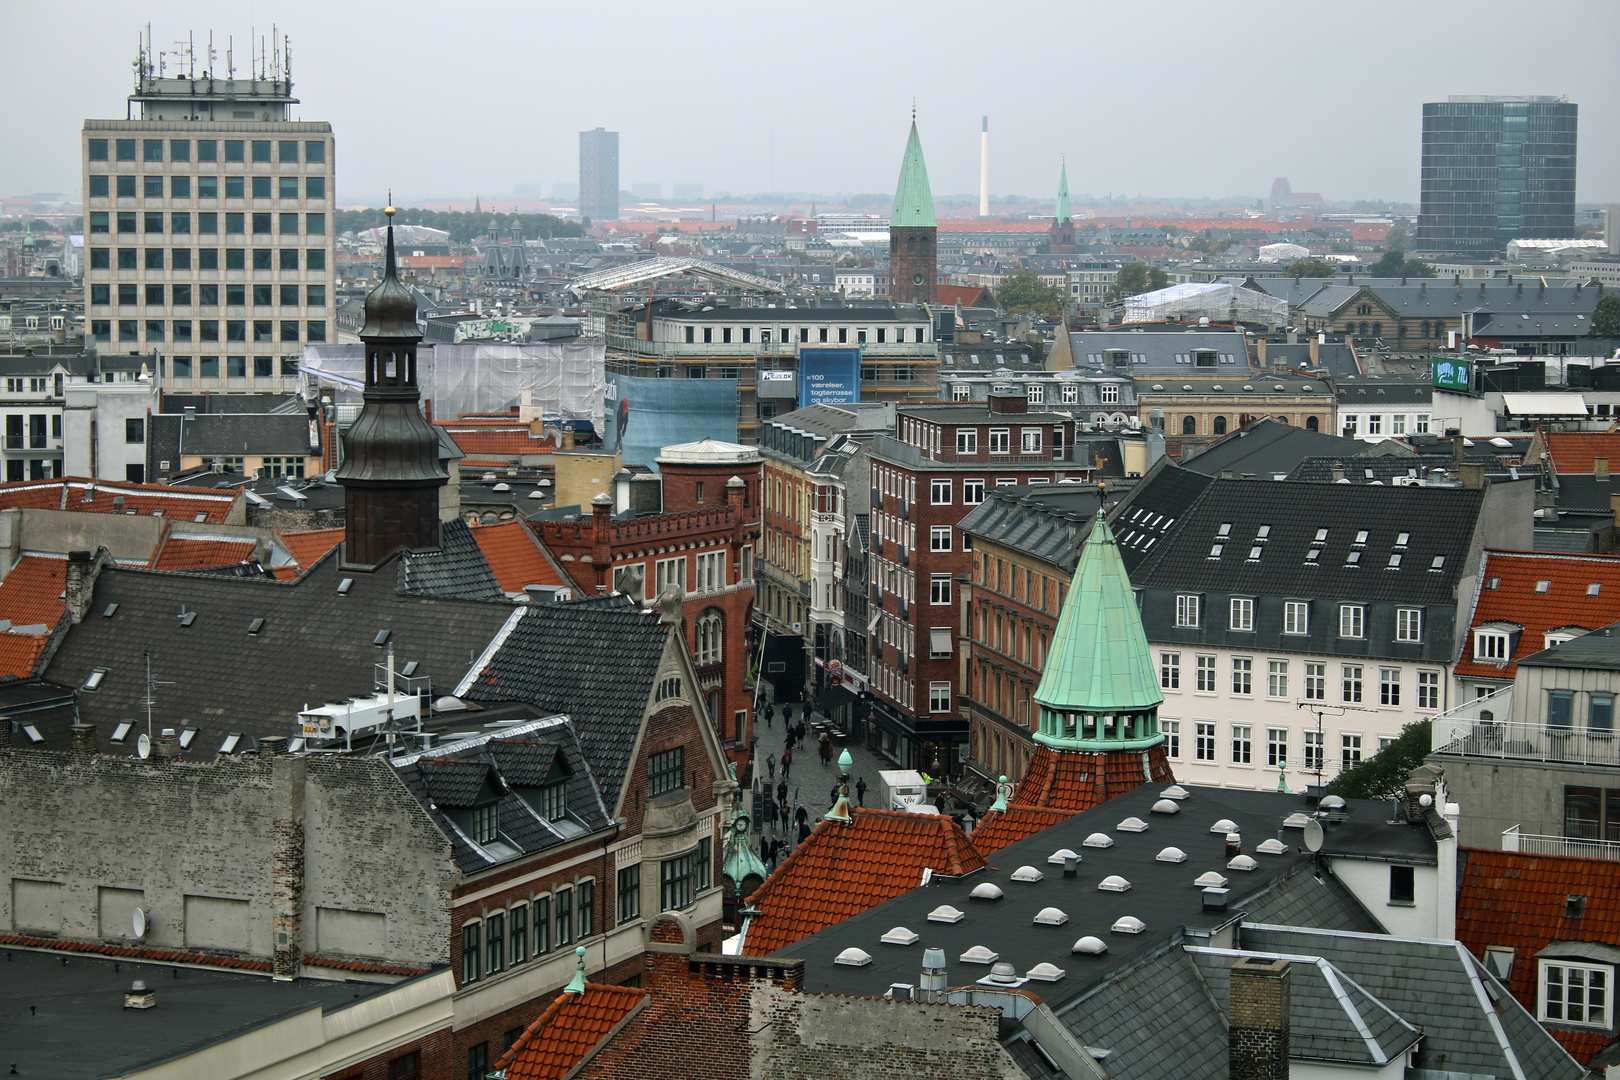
[3,0,1618,207]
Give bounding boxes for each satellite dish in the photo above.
[136,733,151,759]
[1302,817,1324,853]
[131,907,146,939]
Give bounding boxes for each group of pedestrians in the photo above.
[752,690,881,864]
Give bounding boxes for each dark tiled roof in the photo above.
[397,519,505,601]
[41,552,517,759]
[179,412,320,457]
[955,485,1104,574]
[416,758,490,807]
[1180,418,1365,479]
[457,595,667,808]
[973,745,1176,855]
[1103,461,1217,575]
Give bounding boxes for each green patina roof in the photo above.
[1033,511,1163,714]
[890,121,936,228]
[1055,161,1071,225]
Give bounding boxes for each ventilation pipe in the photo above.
[919,947,948,1002]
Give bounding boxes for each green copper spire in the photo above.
[1055,160,1072,225]
[890,120,937,228]
[1033,511,1164,751]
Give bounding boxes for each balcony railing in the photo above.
[1434,715,1620,767]
[1503,825,1620,861]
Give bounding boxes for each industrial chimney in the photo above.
[979,117,989,218]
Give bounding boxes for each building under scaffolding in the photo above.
[1115,282,1288,329]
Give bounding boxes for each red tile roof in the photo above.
[277,527,345,569]
[0,556,67,628]
[969,745,1176,854]
[440,426,559,456]
[1454,550,1620,680]
[301,954,430,977]
[742,808,987,954]
[0,633,49,678]
[1456,847,1620,1065]
[494,984,647,1080]
[149,537,256,571]
[1542,431,1620,475]
[0,932,274,972]
[0,478,240,522]
[469,521,568,594]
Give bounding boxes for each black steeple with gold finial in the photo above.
[335,202,448,570]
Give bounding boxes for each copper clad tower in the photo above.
[336,206,448,569]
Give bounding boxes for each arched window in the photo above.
[1421,321,1430,338]
[1213,415,1228,436]
[696,611,723,665]
[1359,322,1369,336]
[1306,415,1320,432]
[1372,323,1382,339]
[906,236,915,253]
[1182,415,1197,435]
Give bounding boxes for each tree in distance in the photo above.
[1326,720,1431,801]
[1592,295,1620,339]
[1108,263,1169,301]
[1370,248,1436,278]
[996,269,1063,315]
[1287,260,1336,278]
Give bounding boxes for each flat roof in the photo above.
[0,949,393,1079]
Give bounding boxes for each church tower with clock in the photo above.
[888,116,937,306]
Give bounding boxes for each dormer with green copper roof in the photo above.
[1032,511,1164,751]
[890,120,936,228]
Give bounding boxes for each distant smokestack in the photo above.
[979,117,989,218]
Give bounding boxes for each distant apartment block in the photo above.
[579,128,619,222]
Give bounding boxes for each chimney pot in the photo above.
[71,723,96,759]
[258,736,288,758]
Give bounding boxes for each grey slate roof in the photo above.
[1180,418,1365,479]
[456,594,668,809]
[1258,341,1361,377]
[1067,328,1253,376]
[956,484,1105,574]
[41,546,518,759]
[397,519,505,601]
[1516,621,1620,672]
[392,716,612,874]
[178,412,321,457]
[1287,455,1543,487]
[1103,461,1218,576]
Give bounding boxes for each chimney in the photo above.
[1256,339,1267,368]
[258,736,288,758]
[71,723,96,760]
[725,474,745,507]
[1229,957,1291,1080]
[1610,492,1620,530]
[1449,429,1464,471]
[1597,457,1610,482]
[1308,336,1319,366]
[987,390,1027,414]
[113,495,125,513]
[1460,462,1486,490]
[270,750,307,979]
[64,550,95,624]
[0,715,10,750]
[154,727,180,761]
[1220,469,1235,480]
[919,947,948,1002]
[1331,463,1345,483]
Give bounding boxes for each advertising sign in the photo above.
[605,374,738,471]
[1432,357,1472,392]
[798,348,861,409]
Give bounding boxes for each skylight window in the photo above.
[1248,547,1263,560]
[193,512,208,522]
[219,732,241,754]
[178,611,196,627]
[1354,531,1369,545]
[1217,523,1232,536]
[1209,544,1224,558]
[337,578,354,594]
[1387,554,1402,568]
[111,721,132,742]
[102,603,118,618]
[22,724,42,744]
[1256,525,1271,539]
[374,630,391,646]
[83,668,108,692]
[247,617,264,634]
[1589,583,1602,597]
[1306,549,1321,562]
[1315,529,1329,541]
[1431,556,1446,570]
[179,728,198,749]
[1396,532,1410,546]
[402,661,419,676]
[1536,580,1551,593]
[1346,551,1361,564]
[1486,576,1500,590]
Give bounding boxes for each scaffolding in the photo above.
[1118,282,1288,328]
[566,256,785,297]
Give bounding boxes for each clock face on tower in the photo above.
[912,273,925,286]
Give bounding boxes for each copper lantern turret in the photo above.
[335,205,448,569]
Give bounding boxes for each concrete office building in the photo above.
[81,36,336,395]
[580,128,619,222]
[1417,96,1578,257]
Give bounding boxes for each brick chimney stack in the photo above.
[71,722,96,760]
[154,727,180,761]
[63,549,95,624]
[590,492,613,592]
[1230,956,1291,1079]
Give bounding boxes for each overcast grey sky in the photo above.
[6,0,1618,206]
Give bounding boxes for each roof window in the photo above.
[1566,895,1587,919]
[1589,583,1602,596]
[193,513,208,522]
[1314,529,1329,541]
[179,728,198,748]
[374,630,391,646]
[111,721,132,742]
[1395,532,1410,546]
[83,668,108,692]
[1346,551,1361,565]
[1486,576,1500,590]
[1535,580,1551,593]
[1209,544,1224,559]
[1431,556,1446,570]
[1305,548,1321,562]
[219,732,242,754]
[1217,523,1232,536]
[178,611,196,627]
[247,617,265,635]
[402,661,419,677]
[337,578,354,594]
[1256,526,1271,540]
[1354,530,1369,545]
[1387,554,1402,568]
[1248,547,1263,560]
[22,724,42,744]
[102,603,118,618]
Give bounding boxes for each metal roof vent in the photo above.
[835,947,873,967]
[1195,871,1229,889]
[987,961,1021,984]
[1256,838,1289,855]
[1160,785,1190,800]
[1098,875,1132,893]
[959,945,999,965]
[1203,887,1231,912]
[1033,907,1069,926]
[927,904,965,924]
[1047,847,1080,866]
[1026,962,1067,982]
[1228,854,1259,872]
[124,979,156,1010]
[1083,832,1114,849]
[970,882,1004,901]
[1156,847,1187,863]
[1072,935,1108,955]
[1110,916,1146,935]
[1117,816,1150,833]
[1209,818,1238,834]
[1283,812,1311,829]
[1151,799,1181,815]
[881,926,920,946]
[1011,865,1044,883]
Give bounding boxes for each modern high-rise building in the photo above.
[81,34,336,394]
[579,128,619,222]
[1417,95,1577,258]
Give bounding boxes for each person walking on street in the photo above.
[782,747,793,781]
[797,818,812,845]
[783,704,793,726]
[795,803,808,830]
[776,780,788,808]
[819,731,831,767]
[856,776,867,807]
[779,800,791,832]
[766,753,776,780]
[765,703,775,729]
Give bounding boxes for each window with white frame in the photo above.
[988,428,1010,454]
[1417,670,1440,710]
[655,556,685,595]
[1303,730,1324,771]
[930,525,951,552]
[928,681,952,713]
[1392,414,1407,436]
[1339,605,1364,639]
[1062,383,1081,404]
[1026,384,1044,405]
[1475,628,1511,661]
[1396,608,1422,643]
[695,551,726,593]
[929,627,951,660]
[1196,655,1216,693]
[1284,601,1309,635]
[952,382,971,400]
[1416,414,1431,434]
[1195,722,1216,761]
[930,477,951,504]
[963,478,985,505]
[1367,414,1383,436]
[1175,594,1200,628]
[1542,960,1610,1027]
[1160,652,1180,690]
[1232,657,1253,696]
[1230,598,1254,632]
[1231,723,1252,764]
[1162,719,1180,759]
[1341,733,1362,769]
[1268,660,1288,698]
[956,429,978,454]
[930,573,951,605]
[1305,662,1326,701]
[1020,428,1042,453]
[1100,383,1119,404]
[1267,728,1288,767]
[1379,667,1400,707]
[1343,414,1358,437]
[1342,665,1364,703]
[696,612,723,665]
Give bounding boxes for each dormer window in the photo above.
[541,780,567,822]
[1474,628,1512,662]
[473,799,499,845]
[1541,959,1610,1028]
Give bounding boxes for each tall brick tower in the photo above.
[888,116,937,305]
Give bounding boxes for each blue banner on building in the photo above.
[605,375,738,471]
[798,348,861,409]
